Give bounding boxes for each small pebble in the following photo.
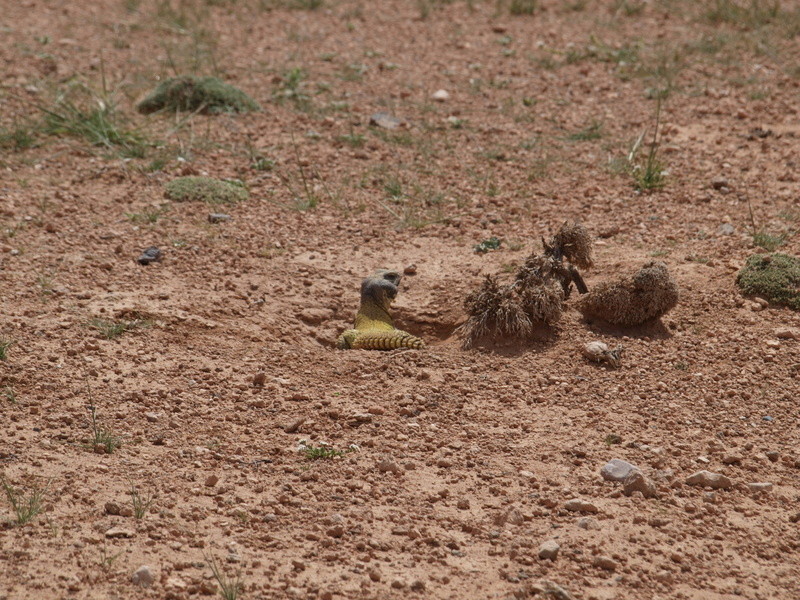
[564,499,599,513]
[431,89,450,102]
[204,475,219,487]
[208,213,231,223]
[685,470,732,490]
[747,482,773,492]
[131,565,155,588]
[592,555,618,571]
[622,470,657,498]
[600,459,638,482]
[137,246,162,265]
[538,540,560,561]
[403,264,417,275]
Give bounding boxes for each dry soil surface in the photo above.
[1,1,800,599]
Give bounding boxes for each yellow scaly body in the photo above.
[337,270,425,351]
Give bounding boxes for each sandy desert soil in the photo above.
[1,1,800,599]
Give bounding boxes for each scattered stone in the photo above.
[284,418,305,434]
[291,560,306,571]
[457,498,470,510]
[252,372,266,387]
[204,475,219,487]
[431,89,450,102]
[327,525,344,538]
[686,470,732,490]
[583,341,623,368]
[747,482,773,492]
[524,580,576,600]
[105,502,122,515]
[718,223,735,235]
[538,540,560,561]
[137,246,162,265]
[369,112,405,129]
[377,459,401,474]
[131,565,155,588]
[721,454,742,465]
[145,412,159,422]
[208,213,231,223]
[576,517,599,530]
[105,527,135,539]
[600,459,638,482]
[622,470,657,498]
[299,308,334,325]
[592,555,618,571]
[766,451,780,462]
[711,176,729,190]
[564,499,598,513]
[410,580,426,592]
[403,264,417,275]
[775,327,800,340]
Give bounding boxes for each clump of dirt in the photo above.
[164,176,249,204]
[459,223,592,347]
[736,253,800,309]
[136,76,261,115]
[577,260,679,326]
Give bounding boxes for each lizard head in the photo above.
[361,269,403,311]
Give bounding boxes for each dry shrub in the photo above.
[577,261,678,326]
[458,224,591,347]
[546,222,594,269]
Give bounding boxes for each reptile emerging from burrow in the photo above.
[337,269,425,350]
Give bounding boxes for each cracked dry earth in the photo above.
[1,1,800,599]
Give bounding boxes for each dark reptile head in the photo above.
[361,269,403,310]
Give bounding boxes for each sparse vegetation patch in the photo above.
[736,253,800,310]
[165,177,249,204]
[137,76,260,115]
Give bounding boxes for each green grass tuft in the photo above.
[88,405,122,454]
[89,317,149,339]
[137,76,260,115]
[42,90,147,157]
[206,553,243,600]
[2,478,48,526]
[737,253,800,309]
[0,337,14,361]
[164,177,249,204]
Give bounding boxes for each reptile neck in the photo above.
[355,299,394,330]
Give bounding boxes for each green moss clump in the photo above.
[137,76,260,115]
[164,177,248,204]
[737,253,800,310]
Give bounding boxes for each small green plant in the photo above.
[99,545,123,571]
[626,99,666,191]
[1,477,48,526]
[0,337,14,361]
[206,553,243,600]
[129,484,154,519]
[747,197,791,251]
[604,434,622,446]
[0,121,39,151]
[89,317,149,339]
[337,127,365,148]
[567,121,603,141]
[674,361,688,371]
[137,76,260,115]
[88,405,122,454]
[126,207,168,224]
[474,237,502,254]
[164,177,249,204]
[273,67,312,111]
[2,386,17,405]
[300,441,351,460]
[705,0,780,27]
[508,0,536,15]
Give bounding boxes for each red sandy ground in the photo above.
[1,1,799,599]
